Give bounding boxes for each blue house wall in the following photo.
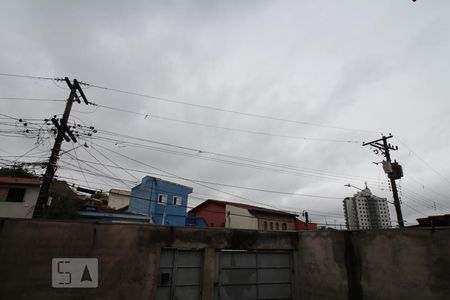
[128,176,193,226]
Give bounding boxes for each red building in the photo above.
[190,199,227,228]
[189,199,316,231]
[294,219,318,231]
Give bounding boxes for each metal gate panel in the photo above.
[258,284,292,299]
[215,251,293,300]
[257,269,291,284]
[157,249,203,300]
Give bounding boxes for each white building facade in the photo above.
[0,177,41,219]
[225,204,258,230]
[343,184,391,230]
[108,189,131,210]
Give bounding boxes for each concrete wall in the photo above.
[0,219,448,300]
[0,186,39,219]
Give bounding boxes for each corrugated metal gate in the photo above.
[215,250,294,300]
[157,249,203,300]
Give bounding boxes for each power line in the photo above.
[0,74,381,132]
[58,155,363,217]
[92,135,373,185]
[1,97,365,143]
[401,201,425,215]
[0,73,57,81]
[55,163,409,227]
[93,103,363,144]
[63,154,129,188]
[87,142,330,215]
[80,142,342,200]
[84,81,381,133]
[395,136,450,185]
[0,97,65,102]
[90,128,381,184]
[80,145,134,189]
[404,173,450,202]
[61,177,347,223]
[3,112,448,215]
[69,142,91,189]
[88,142,139,181]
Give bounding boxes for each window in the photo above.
[0,188,8,201]
[270,222,273,230]
[282,223,287,230]
[276,223,279,230]
[263,221,267,230]
[0,188,26,202]
[173,195,182,206]
[158,194,167,205]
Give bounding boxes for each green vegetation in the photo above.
[0,166,37,178]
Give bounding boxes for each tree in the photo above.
[0,166,37,178]
[45,189,81,219]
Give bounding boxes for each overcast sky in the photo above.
[1,0,449,227]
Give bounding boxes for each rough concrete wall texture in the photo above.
[296,231,349,300]
[0,219,449,300]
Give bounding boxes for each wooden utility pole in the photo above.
[33,77,89,218]
[363,135,404,228]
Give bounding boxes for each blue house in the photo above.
[128,176,193,226]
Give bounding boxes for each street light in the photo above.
[344,183,363,191]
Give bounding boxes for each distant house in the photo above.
[108,189,131,210]
[416,214,450,227]
[189,199,299,231]
[294,219,318,231]
[0,176,41,219]
[128,176,193,226]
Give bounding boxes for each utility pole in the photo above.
[33,77,89,218]
[363,134,404,227]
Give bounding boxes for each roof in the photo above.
[78,211,151,223]
[189,199,298,217]
[0,176,41,186]
[140,176,193,192]
[109,189,131,196]
[417,214,450,222]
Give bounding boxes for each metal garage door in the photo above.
[157,249,203,300]
[215,250,294,300]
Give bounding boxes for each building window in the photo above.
[263,221,267,230]
[0,188,26,202]
[276,223,279,230]
[270,222,273,230]
[158,194,167,205]
[0,188,8,201]
[282,223,287,230]
[173,195,182,206]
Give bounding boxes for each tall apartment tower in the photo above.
[343,183,391,230]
